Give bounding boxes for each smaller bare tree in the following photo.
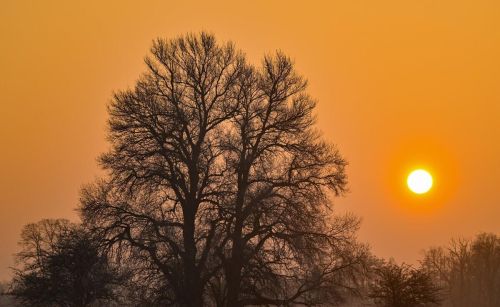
[369,261,442,307]
[10,219,124,307]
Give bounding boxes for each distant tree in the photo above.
[0,281,18,307]
[369,261,442,307]
[10,219,123,307]
[80,32,364,306]
[422,233,500,307]
[468,233,500,307]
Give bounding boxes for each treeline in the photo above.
[421,233,500,307]
[3,219,498,307]
[1,32,498,306]
[357,233,500,307]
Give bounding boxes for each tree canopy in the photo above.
[80,32,365,306]
[10,219,123,307]
[369,261,442,307]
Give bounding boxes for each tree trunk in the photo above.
[183,209,203,307]
[226,174,247,307]
[226,224,244,307]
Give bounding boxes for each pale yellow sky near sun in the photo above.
[1,0,499,280]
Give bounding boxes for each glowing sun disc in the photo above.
[407,169,433,194]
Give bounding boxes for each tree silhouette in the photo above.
[422,233,500,307]
[10,219,123,307]
[369,261,442,307]
[80,32,364,306]
[0,281,17,307]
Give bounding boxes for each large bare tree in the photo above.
[80,32,364,306]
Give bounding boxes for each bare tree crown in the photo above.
[80,32,360,306]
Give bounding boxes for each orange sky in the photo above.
[1,0,499,280]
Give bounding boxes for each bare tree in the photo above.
[422,233,500,307]
[10,219,123,307]
[369,261,442,307]
[80,32,362,306]
[469,233,500,307]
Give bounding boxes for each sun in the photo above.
[407,169,433,194]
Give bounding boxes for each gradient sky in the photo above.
[1,0,499,280]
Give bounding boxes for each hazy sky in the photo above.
[1,0,499,280]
